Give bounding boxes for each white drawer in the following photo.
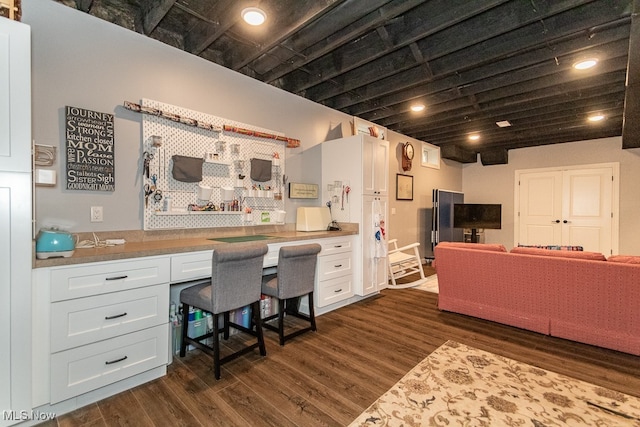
[51,284,169,353]
[316,275,354,307]
[317,252,352,281]
[170,251,211,283]
[50,324,168,404]
[51,257,170,302]
[319,237,353,255]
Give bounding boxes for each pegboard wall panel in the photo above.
[141,99,285,230]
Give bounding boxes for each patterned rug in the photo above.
[350,341,640,426]
[413,274,438,293]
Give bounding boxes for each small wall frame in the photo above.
[396,174,413,200]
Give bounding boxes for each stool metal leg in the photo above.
[179,303,189,357]
[213,310,221,379]
[252,301,267,356]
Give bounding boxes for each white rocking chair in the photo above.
[387,239,427,289]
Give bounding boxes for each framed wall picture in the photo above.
[396,174,413,200]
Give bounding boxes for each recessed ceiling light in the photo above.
[573,58,598,70]
[468,134,480,141]
[410,104,425,112]
[496,120,512,127]
[587,114,605,122]
[241,7,266,26]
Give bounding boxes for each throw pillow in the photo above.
[517,244,583,251]
[511,246,606,261]
[436,242,507,252]
[607,255,640,264]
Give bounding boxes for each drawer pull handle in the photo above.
[105,356,128,365]
[334,245,343,248]
[334,289,342,293]
[105,275,128,281]
[105,312,128,320]
[334,264,343,268]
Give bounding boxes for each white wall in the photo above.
[386,131,462,258]
[23,0,463,253]
[462,137,640,254]
[24,0,352,232]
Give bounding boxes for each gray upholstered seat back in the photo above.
[210,243,268,314]
[276,243,322,300]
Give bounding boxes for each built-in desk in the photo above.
[31,226,360,418]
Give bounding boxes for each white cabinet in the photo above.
[0,18,31,172]
[47,257,170,404]
[321,135,389,296]
[0,18,31,427]
[315,237,355,307]
[363,137,389,196]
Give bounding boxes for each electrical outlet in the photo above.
[90,206,103,222]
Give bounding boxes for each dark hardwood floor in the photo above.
[48,270,640,426]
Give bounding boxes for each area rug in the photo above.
[413,274,438,293]
[349,341,640,426]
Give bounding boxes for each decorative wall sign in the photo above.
[65,106,115,191]
[288,182,319,199]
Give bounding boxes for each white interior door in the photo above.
[516,164,617,255]
[562,167,612,254]
[518,171,563,246]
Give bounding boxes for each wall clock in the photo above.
[402,142,414,171]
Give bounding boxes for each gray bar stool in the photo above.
[179,243,268,379]
[261,243,322,345]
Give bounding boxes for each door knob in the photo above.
[552,220,560,223]
[563,220,570,224]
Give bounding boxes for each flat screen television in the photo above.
[453,204,502,242]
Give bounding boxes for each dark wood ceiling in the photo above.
[57,0,638,164]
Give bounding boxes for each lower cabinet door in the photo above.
[50,324,168,404]
[316,275,354,307]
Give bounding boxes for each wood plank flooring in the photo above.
[48,273,640,426]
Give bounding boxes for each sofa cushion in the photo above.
[436,242,507,252]
[510,246,606,261]
[607,255,640,264]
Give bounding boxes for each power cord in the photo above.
[75,233,126,248]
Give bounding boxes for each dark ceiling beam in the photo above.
[75,0,93,12]
[375,58,628,130]
[403,81,625,144]
[231,0,346,72]
[418,98,624,142]
[622,0,640,149]
[403,81,626,137]
[338,14,630,117]
[304,0,605,103]
[252,0,397,76]
[476,124,623,151]
[439,144,477,163]
[139,0,176,35]
[428,105,624,147]
[280,0,509,95]
[184,0,251,55]
[261,0,427,84]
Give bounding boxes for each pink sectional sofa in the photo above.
[434,242,640,355]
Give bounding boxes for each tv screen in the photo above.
[453,204,502,229]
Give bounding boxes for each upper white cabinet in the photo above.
[0,18,31,172]
[363,137,389,196]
